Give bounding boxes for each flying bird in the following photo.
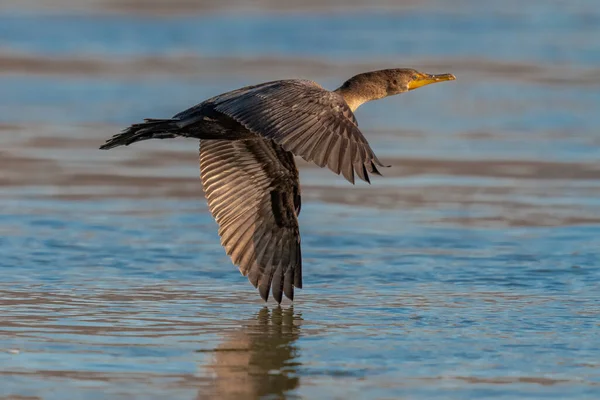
[100,68,455,303]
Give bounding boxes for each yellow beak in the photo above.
[408,73,456,91]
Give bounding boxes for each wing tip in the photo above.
[259,283,270,302]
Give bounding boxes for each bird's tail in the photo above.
[99,119,182,150]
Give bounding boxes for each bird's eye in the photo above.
[392,79,397,85]
[412,75,418,80]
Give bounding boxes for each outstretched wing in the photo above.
[199,138,302,303]
[208,80,386,184]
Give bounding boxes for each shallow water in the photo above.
[1,1,600,399]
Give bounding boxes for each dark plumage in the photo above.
[100,68,455,303]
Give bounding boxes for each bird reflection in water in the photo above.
[198,307,302,399]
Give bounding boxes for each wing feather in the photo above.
[199,138,302,303]
[211,80,386,184]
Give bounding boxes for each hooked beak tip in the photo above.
[433,73,456,82]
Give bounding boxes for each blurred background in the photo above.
[1,1,599,399]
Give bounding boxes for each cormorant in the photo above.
[100,68,455,303]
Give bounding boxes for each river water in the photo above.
[1,1,599,399]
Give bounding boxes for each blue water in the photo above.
[1,1,600,399]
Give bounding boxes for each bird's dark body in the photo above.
[179,105,257,140]
[100,70,455,303]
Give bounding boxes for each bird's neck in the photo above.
[334,87,368,112]
[334,77,387,112]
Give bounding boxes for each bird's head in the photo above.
[383,68,456,95]
[336,68,456,110]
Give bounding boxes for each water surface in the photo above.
[1,1,599,399]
